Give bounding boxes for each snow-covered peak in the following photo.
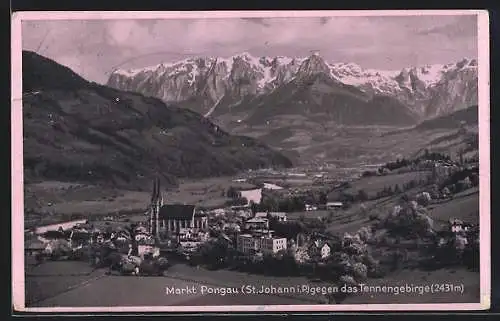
[108,54,478,109]
[297,53,331,76]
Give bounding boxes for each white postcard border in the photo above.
[11,10,491,313]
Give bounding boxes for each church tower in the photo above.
[156,177,163,238]
[149,177,163,238]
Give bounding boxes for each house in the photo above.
[254,212,287,222]
[236,234,287,255]
[250,229,275,237]
[449,219,471,233]
[179,241,201,253]
[135,232,152,242]
[305,204,318,211]
[137,238,160,259]
[237,234,259,253]
[263,183,284,190]
[244,217,269,230]
[236,209,253,219]
[254,212,268,219]
[211,208,226,217]
[223,223,241,233]
[308,240,331,260]
[326,202,343,210]
[230,205,250,211]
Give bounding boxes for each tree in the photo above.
[225,197,248,207]
[261,195,279,212]
[470,173,479,187]
[226,186,240,199]
[249,201,258,215]
[319,192,328,205]
[357,189,369,202]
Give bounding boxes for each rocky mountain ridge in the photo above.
[107,52,478,120]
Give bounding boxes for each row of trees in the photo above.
[376,151,453,174]
[374,178,429,199]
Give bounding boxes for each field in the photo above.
[428,189,480,224]
[26,258,480,307]
[27,262,324,307]
[287,210,332,220]
[343,172,431,196]
[25,259,106,306]
[224,118,471,167]
[24,177,259,226]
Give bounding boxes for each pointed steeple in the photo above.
[151,177,158,202]
[158,178,164,207]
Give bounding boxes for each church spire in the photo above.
[151,177,158,202]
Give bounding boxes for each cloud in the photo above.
[417,16,478,38]
[21,14,478,84]
[240,18,270,27]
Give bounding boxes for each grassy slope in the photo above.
[24,177,258,226]
[221,104,479,167]
[22,51,292,191]
[237,72,419,127]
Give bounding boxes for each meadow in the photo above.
[24,177,259,227]
[343,171,431,196]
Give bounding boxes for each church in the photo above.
[148,178,208,238]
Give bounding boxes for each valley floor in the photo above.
[22,164,482,309]
[26,261,479,308]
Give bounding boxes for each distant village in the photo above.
[25,150,480,286]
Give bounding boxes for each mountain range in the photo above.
[107,52,478,125]
[22,50,292,189]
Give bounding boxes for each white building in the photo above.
[255,212,287,222]
[263,183,284,190]
[326,202,343,210]
[309,240,331,259]
[245,217,269,230]
[237,234,287,255]
[212,208,226,217]
[305,204,318,211]
[137,244,160,259]
[223,223,241,233]
[449,219,470,233]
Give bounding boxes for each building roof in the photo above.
[238,234,253,238]
[246,218,268,223]
[159,204,196,220]
[255,212,287,218]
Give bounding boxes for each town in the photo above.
[25,151,480,305]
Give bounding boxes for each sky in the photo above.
[21,14,478,84]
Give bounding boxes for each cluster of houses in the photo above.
[26,156,478,269]
[25,173,351,266]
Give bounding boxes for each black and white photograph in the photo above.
[11,10,490,312]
